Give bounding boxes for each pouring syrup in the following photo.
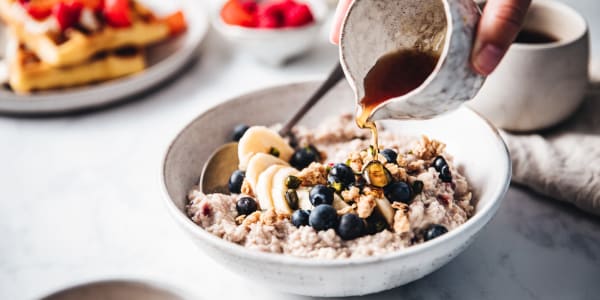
[356,48,440,156]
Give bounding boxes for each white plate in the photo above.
[0,0,209,115]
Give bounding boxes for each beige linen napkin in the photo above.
[500,81,600,216]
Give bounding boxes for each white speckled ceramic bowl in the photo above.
[161,81,510,297]
[340,0,485,120]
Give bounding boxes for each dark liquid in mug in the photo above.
[514,28,559,44]
[356,49,439,154]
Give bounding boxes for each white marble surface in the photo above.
[1,1,600,299]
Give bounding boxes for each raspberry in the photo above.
[239,0,258,13]
[284,3,313,27]
[284,2,313,27]
[258,1,285,28]
[257,13,281,28]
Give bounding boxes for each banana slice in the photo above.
[238,126,294,170]
[256,165,284,211]
[374,198,394,226]
[297,188,313,210]
[332,194,351,211]
[245,153,289,191]
[271,167,299,214]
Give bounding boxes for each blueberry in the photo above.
[327,163,355,189]
[309,184,334,206]
[232,124,250,142]
[383,181,412,204]
[291,210,310,227]
[439,165,452,183]
[290,145,321,169]
[432,156,447,172]
[424,224,448,241]
[365,213,388,234]
[228,170,245,194]
[412,180,424,194]
[337,214,365,240]
[309,204,338,231]
[380,148,398,164]
[236,197,257,216]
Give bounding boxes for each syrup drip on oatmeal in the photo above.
[356,49,440,156]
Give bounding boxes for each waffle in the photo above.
[6,34,145,93]
[0,0,170,67]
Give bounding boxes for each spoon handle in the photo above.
[279,63,345,137]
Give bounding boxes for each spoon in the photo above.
[200,63,345,194]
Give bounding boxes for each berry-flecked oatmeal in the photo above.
[186,114,473,259]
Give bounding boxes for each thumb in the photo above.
[471,0,531,75]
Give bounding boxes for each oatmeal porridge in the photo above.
[186,114,473,259]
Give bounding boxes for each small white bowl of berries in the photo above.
[212,0,328,65]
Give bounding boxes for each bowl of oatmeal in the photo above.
[161,80,510,297]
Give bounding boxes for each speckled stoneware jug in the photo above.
[340,0,485,120]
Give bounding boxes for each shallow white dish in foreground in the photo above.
[161,80,511,297]
[0,0,209,115]
[40,279,194,300]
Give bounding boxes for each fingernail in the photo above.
[473,43,504,75]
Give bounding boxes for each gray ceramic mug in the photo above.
[339,0,485,120]
[469,0,590,132]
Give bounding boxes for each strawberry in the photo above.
[103,0,132,27]
[283,2,313,27]
[79,0,103,11]
[24,4,53,20]
[53,1,83,30]
[162,11,187,35]
[221,0,257,27]
[19,0,55,20]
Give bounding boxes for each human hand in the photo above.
[329,0,532,75]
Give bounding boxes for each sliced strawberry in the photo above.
[78,0,103,11]
[162,11,187,35]
[53,1,83,30]
[19,0,56,20]
[103,0,132,28]
[283,2,313,27]
[220,0,257,27]
[25,4,53,20]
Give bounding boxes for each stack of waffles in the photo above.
[0,0,186,93]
